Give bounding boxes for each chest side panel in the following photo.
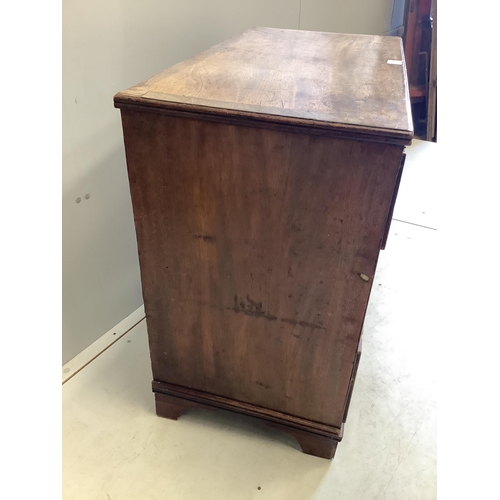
[121,110,403,427]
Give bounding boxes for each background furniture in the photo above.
[388,0,436,140]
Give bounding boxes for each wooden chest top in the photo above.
[114,27,413,144]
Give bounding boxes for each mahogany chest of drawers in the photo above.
[114,27,412,459]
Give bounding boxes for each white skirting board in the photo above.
[62,305,145,384]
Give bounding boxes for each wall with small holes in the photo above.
[62,0,395,364]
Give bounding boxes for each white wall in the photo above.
[300,0,394,35]
[62,0,394,364]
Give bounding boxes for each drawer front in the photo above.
[381,152,406,250]
[342,333,363,423]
